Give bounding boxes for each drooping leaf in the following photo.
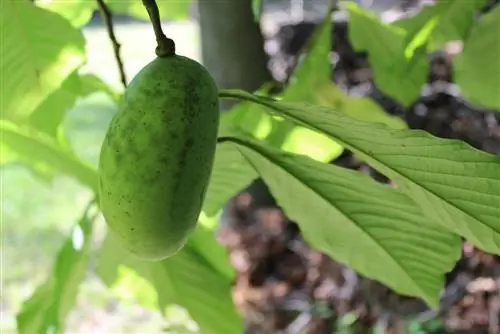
[16,202,96,334]
[454,5,500,110]
[97,229,242,334]
[36,0,97,27]
[345,2,428,107]
[0,121,98,192]
[219,90,500,254]
[218,135,460,307]
[106,0,191,21]
[0,0,86,121]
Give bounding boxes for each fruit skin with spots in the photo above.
[98,55,219,261]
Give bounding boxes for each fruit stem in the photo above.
[142,0,176,57]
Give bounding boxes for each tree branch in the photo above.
[96,0,127,88]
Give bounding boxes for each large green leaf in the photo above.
[36,0,97,27]
[16,202,96,334]
[107,0,191,21]
[218,135,460,307]
[97,229,242,334]
[345,2,428,107]
[0,0,86,121]
[219,90,500,254]
[454,5,500,110]
[0,121,98,191]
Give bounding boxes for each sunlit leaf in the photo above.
[345,2,428,107]
[36,0,96,27]
[16,202,96,334]
[395,0,489,51]
[0,0,86,121]
[0,121,98,191]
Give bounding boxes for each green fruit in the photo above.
[98,55,219,261]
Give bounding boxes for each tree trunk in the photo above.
[197,0,277,208]
[197,0,272,110]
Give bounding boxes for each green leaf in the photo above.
[316,82,408,130]
[0,0,86,121]
[454,5,500,110]
[36,0,96,27]
[203,141,258,216]
[282,13,332,102]
[252,0,263,22]
[0,121,98,192]
[107,0,191,21]
[97,229,242,334]
[219,135,461,307]
[395,0,488,51]
[222,17,343,164]
[28,71,82,138]
[219,90,500,255]
[79,73,122,101]
[345,2,428,107]
[188,218,235,281]
[16,202,96,334]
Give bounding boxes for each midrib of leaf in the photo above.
[292,111,499,237]
[219,90,500,252]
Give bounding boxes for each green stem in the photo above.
[142,0,175,57]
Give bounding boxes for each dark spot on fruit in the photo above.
[130,227,135,232]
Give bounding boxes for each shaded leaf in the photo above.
[316,82,408,130]
[16,202,96,334]
[0,0,86,120]
[0,121,98,192]
[107,0,191,21]
[219,135,460,307]
[97,229,242,334]
[345,2,428,107]
[203,140,258,216]
[219,90,500,254]
[454,5,500,110]
[36,0,96,27]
